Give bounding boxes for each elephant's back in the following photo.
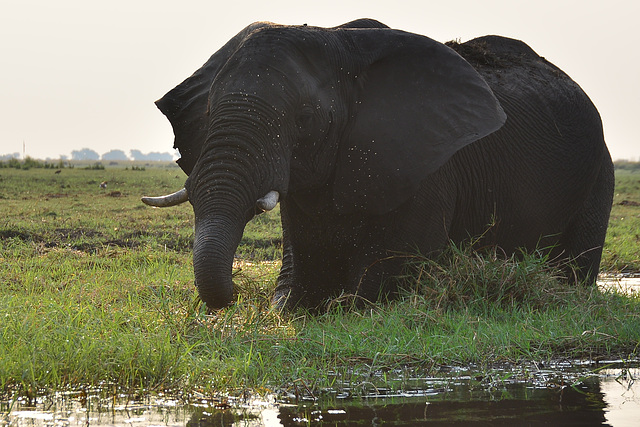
[447,35,581,96]
[446,35,541,68]
[450,35,608,168]
[439,36,612,249]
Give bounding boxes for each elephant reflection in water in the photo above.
[143,19,614,311]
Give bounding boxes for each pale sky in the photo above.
[1,0,638,160]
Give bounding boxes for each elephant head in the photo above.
[144,20,505,310]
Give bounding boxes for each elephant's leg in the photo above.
[273,202,307,309]
[273,202,350,309]
[560,161,614,285]
[349,249,405,303]
[341,185,458,303]
[275,245,350,309]
[273,226,297,308]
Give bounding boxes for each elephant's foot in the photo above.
[272,281,308,311]
[272,282,337,312]
[272,287,294,310]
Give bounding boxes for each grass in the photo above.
[603,169,640,272]
[0,162,639,401]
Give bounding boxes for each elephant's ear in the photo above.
[333,29,506,214]
[156,22,274,175]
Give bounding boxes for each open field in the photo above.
[1,162,639,399]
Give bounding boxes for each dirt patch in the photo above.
[54,228,104,240]
[619,200,640,206]
[45,193,68,199]
[0,229,37,241]
[104,230,192,252]
[1,227,191,253]
[76,239,140,252]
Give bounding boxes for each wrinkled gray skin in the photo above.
[150,19,614,310]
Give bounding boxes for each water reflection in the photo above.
[2,366,638,426]
[598,274,640,295]
[277,379,610,425]
[601,368,640,426]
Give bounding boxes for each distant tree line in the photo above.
[614,160,640,172]
[71,148,174,161]
[1,148,176,165]
[0,153,21,161]
[0,156,66,170]
[4,150,637,170]
[128,150,173,161]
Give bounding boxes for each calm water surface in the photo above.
[2,365,638,426]
[598,274,640,295]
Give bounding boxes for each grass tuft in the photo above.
[399,243,572,312]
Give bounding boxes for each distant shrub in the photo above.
[22,157,44,169]
[84,162,105,170]
[1,158,22,169]
[0,157,46,169]
[0,157,69,170]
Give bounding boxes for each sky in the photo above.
[1,0,638,161]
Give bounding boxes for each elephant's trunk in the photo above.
[192,215,245,309]
[187,96,288,310]
[191,188,281,309]
[188,162,281,310]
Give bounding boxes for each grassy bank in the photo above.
[604,169,640,272]
[0,165,639,399]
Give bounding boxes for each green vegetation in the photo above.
[603,168,640,272]
[0,156,66,170]
[614,159,640,173]
[0,162,638,400]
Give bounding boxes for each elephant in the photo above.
[143,19,614,311]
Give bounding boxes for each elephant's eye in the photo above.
[295,108,315,132]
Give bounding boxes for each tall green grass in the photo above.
[1,164,639,400]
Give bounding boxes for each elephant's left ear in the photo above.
[333,29,506,214]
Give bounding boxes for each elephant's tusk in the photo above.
[141,188,189,207]
[256,190,279,211]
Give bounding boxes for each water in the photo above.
[599,274,640,295]
[2,364,639,426]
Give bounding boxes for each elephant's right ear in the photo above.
[333,29,506,215]
[156,22,274,175]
